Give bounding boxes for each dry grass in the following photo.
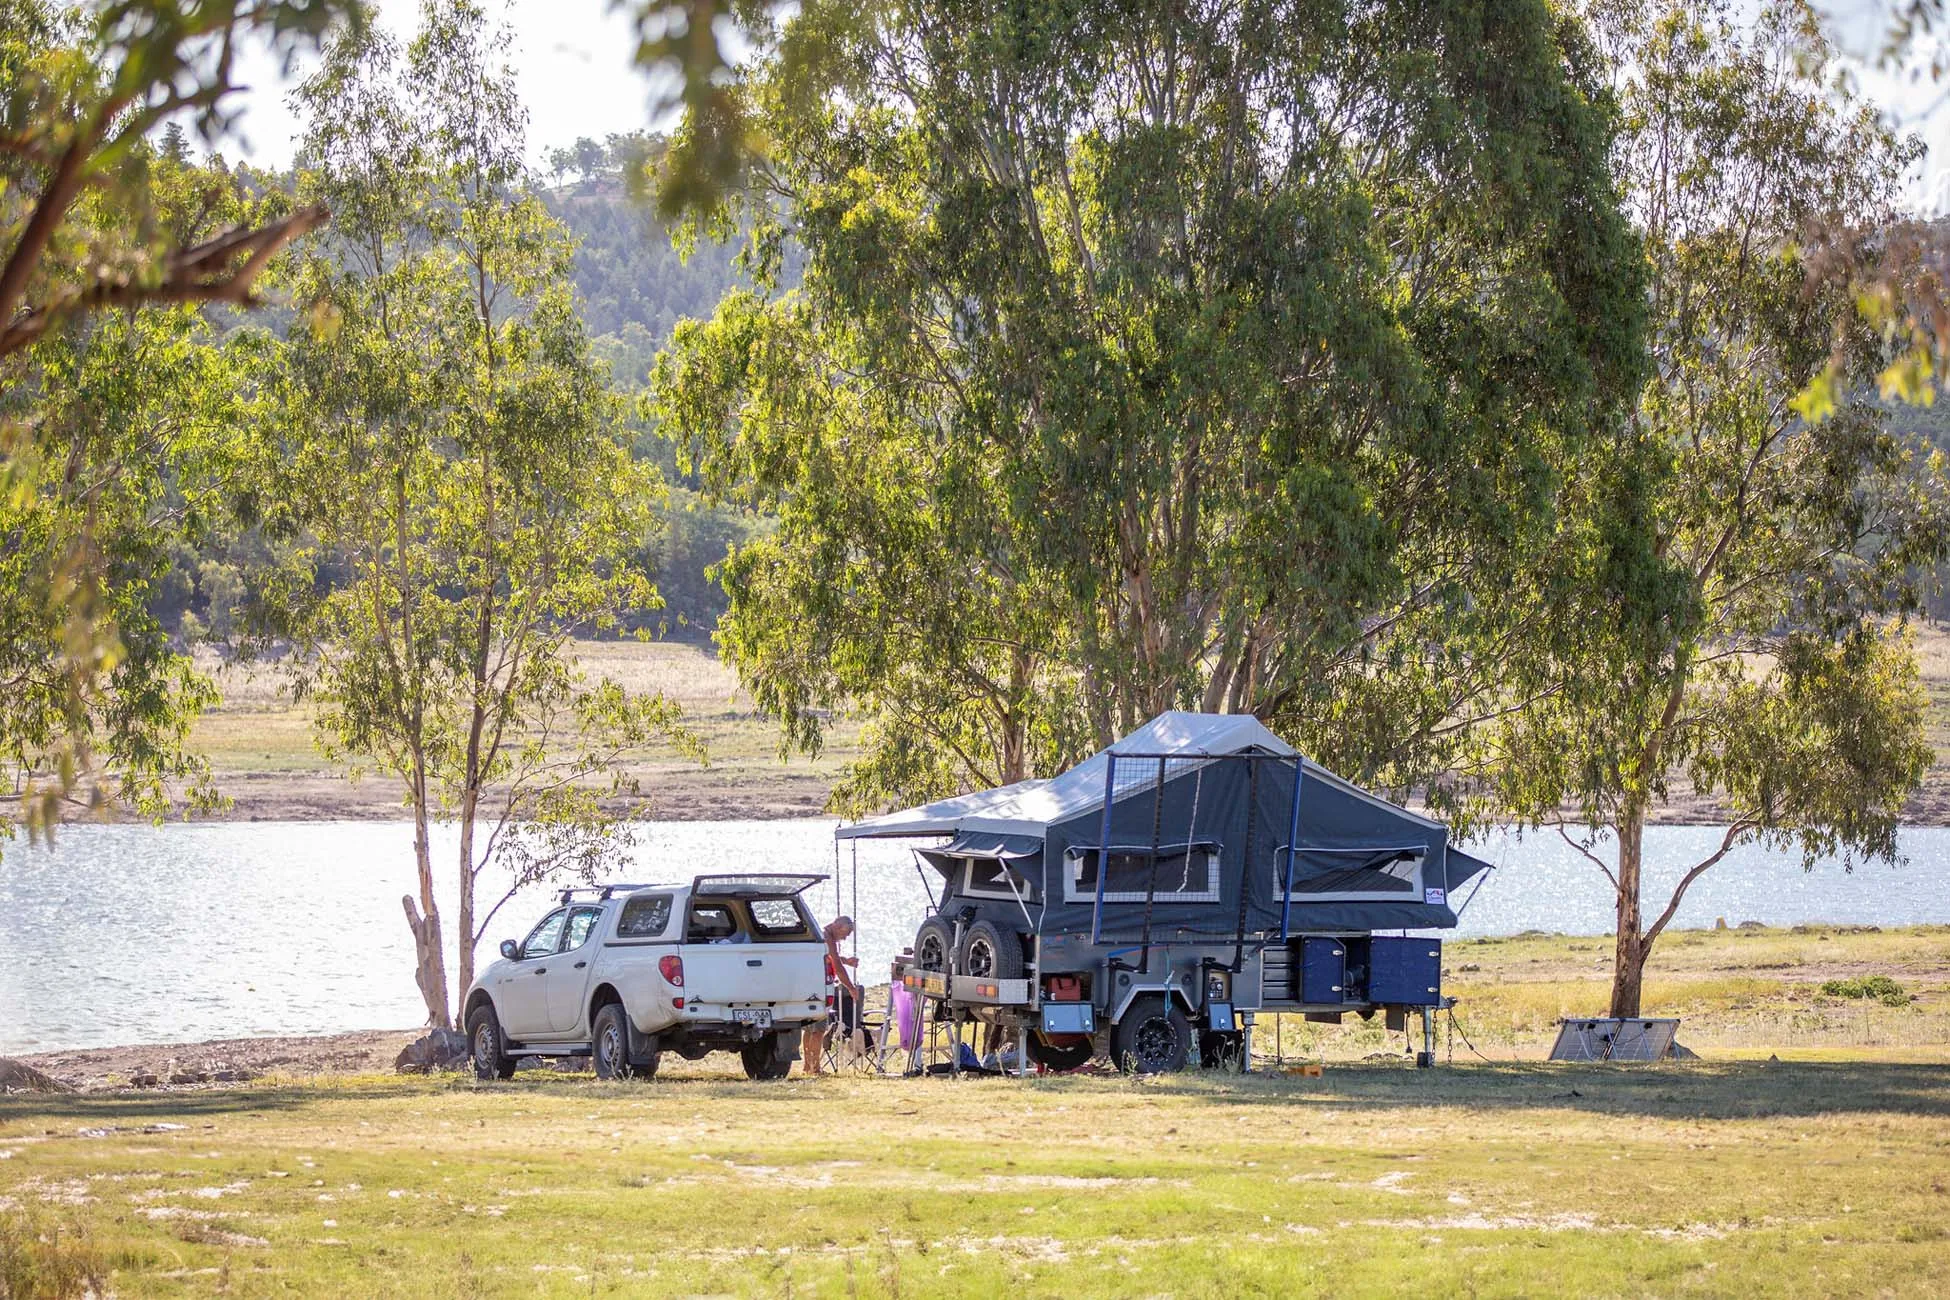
[3,1059,1948,1297]
[180,641,860,820]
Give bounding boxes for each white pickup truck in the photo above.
[461,874,830,1081]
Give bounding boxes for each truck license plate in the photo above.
[732,1008,772,1028]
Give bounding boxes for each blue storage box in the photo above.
[1297,937,1347,1003]
[1367,937,1441,1005]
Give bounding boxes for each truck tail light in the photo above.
[659,954,684,987]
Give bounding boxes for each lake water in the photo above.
[3,820,1947,1054]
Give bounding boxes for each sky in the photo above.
[227,0,657,169]
[224,0,1950,214]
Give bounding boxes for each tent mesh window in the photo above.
[1066,846,1219,902]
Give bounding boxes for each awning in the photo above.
[936,831,1043,860]
[1446,848,1495,885]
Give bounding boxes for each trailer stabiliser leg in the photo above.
[1416,1006,1436,1068]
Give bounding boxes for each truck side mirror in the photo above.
[500,939,519,960]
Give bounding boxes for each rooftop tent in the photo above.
[840,711,1476,932]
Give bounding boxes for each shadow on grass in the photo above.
[5,1060,1945,1128]
[0,1081,419,1128]
[1168,1059,1950,1120]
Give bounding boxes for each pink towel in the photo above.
[889,983,922,1046]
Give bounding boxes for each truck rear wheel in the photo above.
[741,1031,794,1080]
[960,919,1023,981]
[1024,1032,1095,1072]
[593,1004,639,1081]
[914,918,955,974]
[467,1003,516,1081]
[1111,996,1190,1074]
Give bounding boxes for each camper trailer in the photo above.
[837,712,1491,1072]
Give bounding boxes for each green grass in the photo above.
[4,1062,1949,1297]
[7,926,1950,1295]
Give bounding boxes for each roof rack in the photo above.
[557,882,667,904]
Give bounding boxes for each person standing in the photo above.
[801,915,860,1075]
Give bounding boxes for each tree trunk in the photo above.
[457,786,479,1000]
[406,745,450,1028]
[1609,806,1647,1018]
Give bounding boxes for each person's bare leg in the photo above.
[801,1025,825,1074]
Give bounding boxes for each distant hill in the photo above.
[546,178,749,385]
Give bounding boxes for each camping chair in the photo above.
[819,980,887,1074]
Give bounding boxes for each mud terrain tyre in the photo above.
[959,919,1024,982]
[1111,996,1191,1074]
[914,917,956,974]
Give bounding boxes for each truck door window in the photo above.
[562,906,603,950]
[616,894,672,938]
[687,903,738,942]
[521,909,567,958]
[748,896,814,939]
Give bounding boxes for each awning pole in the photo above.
[1280,756,1306,941]
[1232,757,1258,973]
[1138,755,1166,976]
[1091,752,1117,945]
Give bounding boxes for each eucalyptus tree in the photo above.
[255,0,689,1027]
[1,0,353,838]
[654,0,1647,812]
[1486,1,1948,1018]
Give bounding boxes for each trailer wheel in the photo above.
[1024,1032,1095,1073]
[914,918,955,974]
[1111,996,1190,1074]
[959,919,1023,982]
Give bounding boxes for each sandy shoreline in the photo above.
[5,1030,428,1092]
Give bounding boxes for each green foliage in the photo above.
[657,0,1647,813]
[246,0,692,1024]
[1820,974,1910,1005]
[0,0,354,837]
[549,188,748,348]
[1487,1,1950,1015]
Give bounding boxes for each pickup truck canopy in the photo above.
[690,873,828,898]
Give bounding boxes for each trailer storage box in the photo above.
[1367,937,1441,1005]
[1297,937,1347,1003]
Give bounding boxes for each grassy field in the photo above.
[5,926,1950,1297]
[178,624,1950,824]
[5,1061,1948,1297]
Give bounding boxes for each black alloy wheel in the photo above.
[914,918,955,974]
[1109,995,1191,1074]
[959,919,1023,982]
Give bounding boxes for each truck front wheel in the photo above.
[467,1003,517,1081]
[1111,996,1191,1074]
